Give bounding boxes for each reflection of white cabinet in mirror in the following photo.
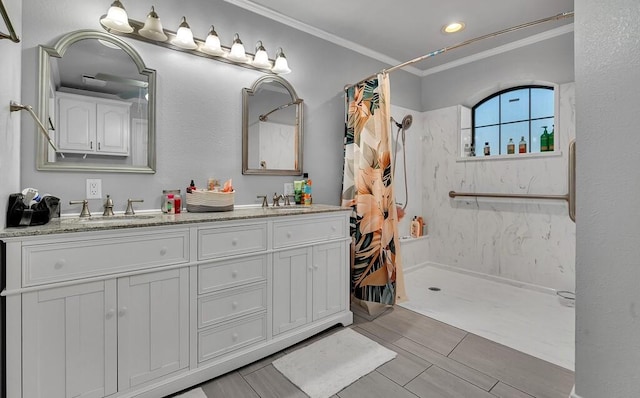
[56,92,130,156]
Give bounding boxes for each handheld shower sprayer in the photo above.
[391,114,413,211]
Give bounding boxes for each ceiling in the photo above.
[224,0,574,76]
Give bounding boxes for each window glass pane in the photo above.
[474,96,499,127]
[500,88,529,123]
[501,121,529,154]
[475,125,499,157]
[531,88,554,119]
[531,117,554,153]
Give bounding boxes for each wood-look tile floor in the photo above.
[176,306,574,398]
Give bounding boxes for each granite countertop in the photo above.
[0,204,350,239]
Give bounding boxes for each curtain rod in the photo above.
[344,11,574,91]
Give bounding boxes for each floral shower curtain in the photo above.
[342,73,405,314]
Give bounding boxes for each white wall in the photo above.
[18,0,422,215]
[0,0,21,390]
[574,1,640,396]
[420,84,575,292]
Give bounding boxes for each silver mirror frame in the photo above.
[37,29,156,173]
[242,75,303,176]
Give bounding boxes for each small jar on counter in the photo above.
[162,189,181,213]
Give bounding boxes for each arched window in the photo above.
[473,85,554,156]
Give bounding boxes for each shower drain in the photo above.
[428,287,441,292]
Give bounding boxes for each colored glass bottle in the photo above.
[507,138,515,154]
[519,136,527,153]
[549,125,555,151]
[540,126,549,152]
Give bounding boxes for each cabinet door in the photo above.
[117,268,189,390]
[57,96,96,153]
[96,102,130,155]
[22,280,117,398]
[312,241,347,321]
[272,247,312,335]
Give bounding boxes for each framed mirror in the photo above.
[242,75,303,175]
[37,30,156,173]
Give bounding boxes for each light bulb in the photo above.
[272,47,291,74]
[100,0,133,33]
[171,16,197,50]
[139,6,168,42]
[252,40,271,69]
[201,25,224,56]
[228,33,247,62]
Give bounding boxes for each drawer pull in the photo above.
[106,309,116,320]
[286,232,292,238]
[54,259,66,269]
[231,301,238,309]
[313,264,319,270]
[232,332,239,341]
[231,238,238,246]
[331,225,337,232]
[231,270,238,278]
[160,247,167,256]
[308,265,313,271]
[118,306,128,317]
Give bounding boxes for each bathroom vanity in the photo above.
[1,205,352,398]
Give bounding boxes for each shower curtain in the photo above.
[342,73,406,315]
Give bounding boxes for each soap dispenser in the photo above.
[540,126,549,152]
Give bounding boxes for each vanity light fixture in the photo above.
[443,21,465,33]
[252,40,271,68]
[201,25,224,56]
[172,16,197,50]
[272,47,291,74]
[228,33,248,62]
[138,6,167,42]
[100,0,133,33]
[99,2,292,74]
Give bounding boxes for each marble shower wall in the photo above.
[420,83,576,292]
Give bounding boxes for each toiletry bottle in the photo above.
[540,126,549,152]
[507,138,515,154]
[166,194,175,214]
[483,142,490,156]
[294,180,303,204]
[416,216,424,237]
[304,178,312,206]
[410,216,419,238]
[519,136,527,153]
[549,125,555,151]
[174,194,181,214]
[187,179,196,193]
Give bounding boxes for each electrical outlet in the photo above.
[284,182,294,196]
[86,179,102,199]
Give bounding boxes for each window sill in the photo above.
[456,150,563,162]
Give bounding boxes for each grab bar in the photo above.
[449,139,576,222]
[0,0,20,43]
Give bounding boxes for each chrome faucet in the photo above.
[69,199,91,217]
[103,195,114,216]
[257,195,268,207]
[125,198,144,215]
[272,192,284,207]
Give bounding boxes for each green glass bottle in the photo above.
[549,124,555,151]
[540,126,549,152]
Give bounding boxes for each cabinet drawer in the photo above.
[198,223,267,260]
[23,230,189,286]
[198,313,266,363]
[198,255,267,294]
[198,283,267,328]
[273,216,347,248]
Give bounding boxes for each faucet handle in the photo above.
[69,199,91,218]
[257,195,268,208]
[283,194,295,206]
[272,192,284,207]
[125,198,144,215]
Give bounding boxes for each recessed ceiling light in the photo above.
[443,22,465,34]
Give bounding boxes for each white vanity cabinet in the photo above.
[2,208,352,398]
[56,92,131,156]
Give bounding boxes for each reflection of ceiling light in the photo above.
[82,75,108,87]
[98,39,122,49]
[442,21,465,33]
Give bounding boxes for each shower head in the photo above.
[392,114,413,131]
